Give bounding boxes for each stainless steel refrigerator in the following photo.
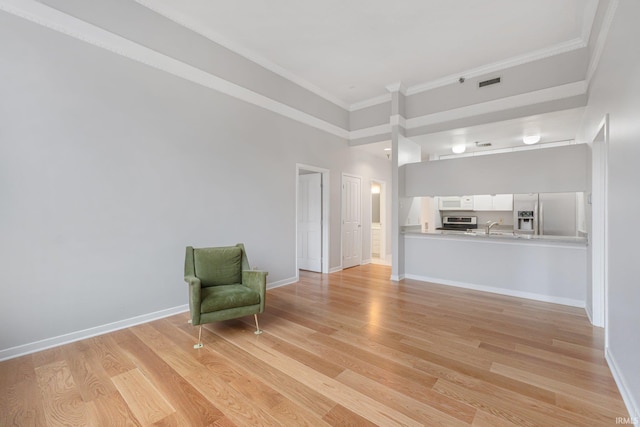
[513,193,577,236]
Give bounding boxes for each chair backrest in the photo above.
[189,246,244,287]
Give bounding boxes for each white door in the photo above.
[297,173,322,272]
[342,174,362,269]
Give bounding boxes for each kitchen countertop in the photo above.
[402,228,588,245]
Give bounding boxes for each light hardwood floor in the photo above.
[0,264,629,426]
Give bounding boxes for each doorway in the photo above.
[296,164,329,275]
[591,115,609,334]
[342,173,362,269]
[370,179,387,264]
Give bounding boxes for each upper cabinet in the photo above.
[473,194,513,211]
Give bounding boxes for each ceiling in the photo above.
[137,0,598,107]
[136,0,596,159]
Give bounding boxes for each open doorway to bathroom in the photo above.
[370,179,388,265]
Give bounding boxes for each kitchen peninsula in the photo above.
[400,143,590,308]
[402,228,587,306]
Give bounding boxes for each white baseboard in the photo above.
[606,347,640,426]
[0,304,189,362]
[585,304,594,325]
[329,266,343,273]
[267,276,298,290]
[361,258,372,265]
[390,274,405,282]
[404,274,585,308]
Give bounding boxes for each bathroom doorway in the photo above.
[370,179,387,264]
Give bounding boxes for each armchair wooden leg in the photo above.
[254,314,263,335]
[194,325,203,349]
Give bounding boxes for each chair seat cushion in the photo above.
[200,284,260,313]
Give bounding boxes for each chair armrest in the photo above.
[184,275,202,324]
[242,270,268,312]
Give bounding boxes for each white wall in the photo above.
[577,0,640,420]
[0,11,390,356]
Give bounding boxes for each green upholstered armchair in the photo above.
[184,244,267,348]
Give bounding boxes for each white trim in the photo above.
[329,266,343,273]
[133,0,350,111]
[404,274,585,308]
[361,258,372,265]
[390,274,405,282]
[586,0,619,85]
[350,124,391,140]
[385,81,407,94]
[405,80,587,130]
[267,276,299,290]
[346,80,587,142]
[606,348,640,427]
[590,115,609,329]
[0,304,189,362]
[406,38,587,96]
[349,93,392,112]
[580,0,600,44]
[0,0,350,140]
[389,114,406,128]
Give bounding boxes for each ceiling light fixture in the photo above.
[523,135,541,145]
[452,144,466,154]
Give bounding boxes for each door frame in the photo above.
[296,164,330,275]
[591,115,609,336]
[370,178,387,263]
[341,173,363,269]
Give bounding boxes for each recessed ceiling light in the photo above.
[523,135,541,145]
[452,144,466,154]
[384,148,391,151]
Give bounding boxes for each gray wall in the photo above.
[404,144,589,197]
[577,0,640,417]
[0,11,390,354]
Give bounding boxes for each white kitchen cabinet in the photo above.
[473,194,513,211]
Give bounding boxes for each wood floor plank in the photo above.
[0,264,629,425]
[116,328,225,427]
[490,362,628,414]
[35,360,87,426]
[0,378,47,427]
[111,368,175,425]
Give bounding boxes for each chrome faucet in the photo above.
[486,221,500,234]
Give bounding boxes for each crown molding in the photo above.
[0,0,350,140]
[385,81,407,94]
[581,0,600,44]
[349,93,392,112]
[586,0,619,85]
[405,37,588,96]
[133,0,350,111]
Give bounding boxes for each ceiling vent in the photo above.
[478,77,501,88]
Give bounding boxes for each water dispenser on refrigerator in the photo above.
[516,210,536,234]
